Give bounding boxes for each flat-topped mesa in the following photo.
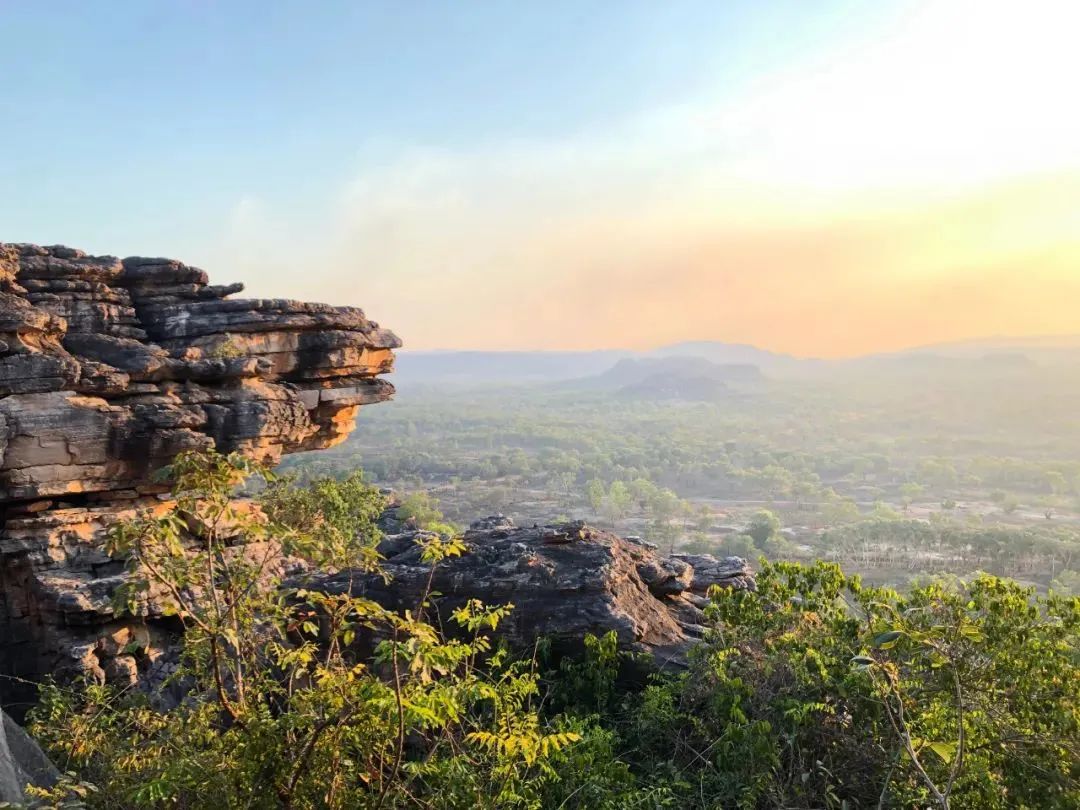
[0,243,398,714]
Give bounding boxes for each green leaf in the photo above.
[959,624,985,643]
[871,630,903,650]
[928,741,957,764]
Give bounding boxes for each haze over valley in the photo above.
[289,333,1080,595]
[3,2,1080,807]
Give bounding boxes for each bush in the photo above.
[25,452,1080,808]
[566,562,1080,809]
[28,452,582,809]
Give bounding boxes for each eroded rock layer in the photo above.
[313,516,754,664]
[0,243,399,714]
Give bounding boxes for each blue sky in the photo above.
[3,1,1078,355]
[0,1,893,250]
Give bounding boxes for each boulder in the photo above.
[0,710,58,803]
[309,517,754,663]
[671,553,757,593]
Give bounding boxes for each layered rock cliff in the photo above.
[0,243,399,714]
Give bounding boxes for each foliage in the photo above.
[261,469,387,572]
[281,369,1080,591]
[563,562,1080,809]
[394,491,459,539]
[746,509,782,548]
[21,451,1080,808]
[27,451,583,809]
[206,335,245,359]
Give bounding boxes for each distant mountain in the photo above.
[394,348,772,388]
[908,335,1080,356]
[653,341,797,364]
[568,356,762,392]
[651,341,821,375]
[856,335,1080,370]
[390,335,1080,387]
[619,374,731,401]
[851,352,1036,373]
[391,350,635,386]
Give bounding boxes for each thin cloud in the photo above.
[203,0,1080,355]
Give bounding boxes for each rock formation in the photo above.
[0,709,58,803]
[313,516,754,663]
[0,243,399,716]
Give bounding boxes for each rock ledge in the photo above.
[0,243,398,714]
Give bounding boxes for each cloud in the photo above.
[203,0,1080,355]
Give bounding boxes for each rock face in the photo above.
[0,243,399,716]
[312,517,754,662]
[0,709,58,803]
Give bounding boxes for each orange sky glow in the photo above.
[205,0,1080,357]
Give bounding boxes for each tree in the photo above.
[1050,568,1080,595]
[851,575,1080,808]
[603,481,633,527]
[586,479,606,516]
[759,465,794,502]
[792,477,820,511]
[261,469,385,571]
[746,509,782,548]
[1047,471,1069,497]
[723,533,759,560]
[636,561,1080,809]
[873,500,902,520]
[396,490,443,528]
[30,451,581,809]
[901,482,925,512]
[821,488,862,524]
[681,531,715,555]
[919,459,959,490]
[693,505,713,533]
[551,470,576,496]
[629,477,658,510]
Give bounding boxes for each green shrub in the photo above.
[28,451,581,809]
[24,452,1080,808]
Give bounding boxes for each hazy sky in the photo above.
[3,1,1078,356]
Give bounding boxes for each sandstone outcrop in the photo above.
[312,517,754,663]
[0,243,399,716]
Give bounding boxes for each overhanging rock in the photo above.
[0,243,399,716]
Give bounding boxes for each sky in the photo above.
[2,0,1079,357]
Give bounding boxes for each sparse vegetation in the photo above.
[206,335,245,360]
[282,361,1080,591]
[25,452,1080,808]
